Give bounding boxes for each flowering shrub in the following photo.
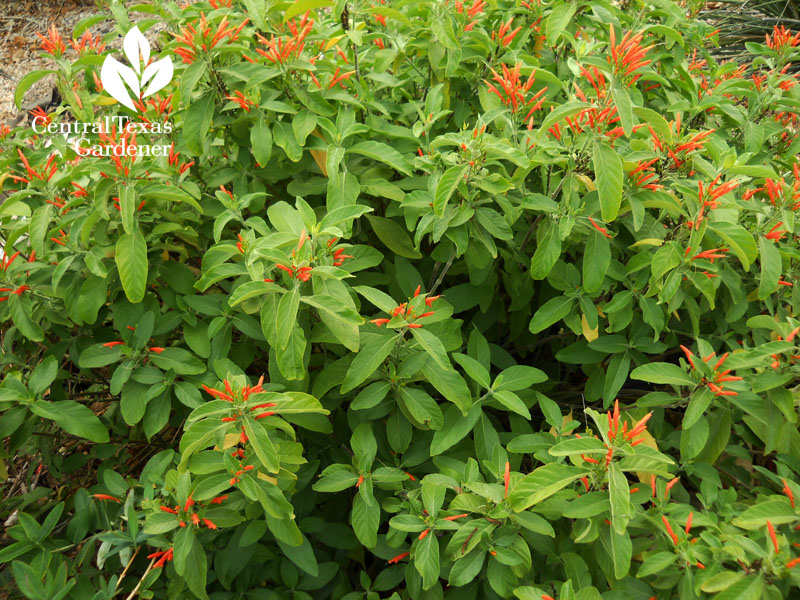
[1,0,800,598]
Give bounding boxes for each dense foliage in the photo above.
[1,0,800,598]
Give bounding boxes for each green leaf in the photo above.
[411,328,451,370]
[530,221,560,280]
[549,437,607,456]
[348,141,413,176]
[149,348,206,375]
[583,229,611,293]
[508,463,588,511]
[116,230,148,303]
[184,91,215,154]
[243,417,280,473]
[638,551,676,577]
[434,165,468,216]
[79,343,126,368]
[284,0,333,22]
[492,390,530,418]
[711,222,757,271]
[414,531,440,590]
[757,236,781,300]
[601,524,632,579]
[711,574,763,600]
[562,492,610,518]
[593,141,624,222]
[300,294,364,326]
[15,70,56,109]
[182,533,209,600]
[8,295,43,342]
[276,289,300,349]
[277,534,319,576]
[30,400,108,443]
[430,403,482,455]
[341,334,398,393]
[365,215,422,259]
[630,362,694,386]
[493,365,547,391]
[422,363,470,413]
[250,120,273,167]
[29,356,58,396]
[607,463,629,535]
[731,499,796,529]
[545,1,578,43]
[529,296,574,333]
[610,82,634,137]
[351,487,380,548]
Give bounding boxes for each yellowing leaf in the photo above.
[581,314,599,342]
[549,410,573,436]
[215,433,240,450]
[95,95,119,106]
[635,428,660,483]
[575,174,596,192]
[309,129,328,176]
[257,471,278,485]
[630,238,664,248]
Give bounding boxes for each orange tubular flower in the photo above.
[782,479,795,508]
[226,90,255,112]
[588,216,613,238]
[768,520,780,553]
[691,248,729,263]
[148,547,174,568]
[92,494,121,502]
[387,551,410,564]
[203,518,217,530]
[443,513,469,521]
[504,461,510,498]
[787,557,800,568]
[765,222,787,241]
[356,475,364,488]
[664,477,679,500]
[685,511,693,535]
[201,384,233,402]
[418,528,430,540]
[662,516,679,546]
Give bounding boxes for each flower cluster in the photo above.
[70,31,105,55]
[226,90,256,112]
[491,18,521,47]
[171,14,248,64]
[159,495,220,530]
[12,150,58,184]
[485,63,547,127]
[608,28,652,86]
[36,25,65,58]
[253,12,313,65]
[628,159,663,192]
[685,175,739,229]
[680,346,741,396]
[370,286,439,328]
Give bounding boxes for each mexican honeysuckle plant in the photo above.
[1,0,799,598]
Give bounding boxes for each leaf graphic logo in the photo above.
[100,27,173,112]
